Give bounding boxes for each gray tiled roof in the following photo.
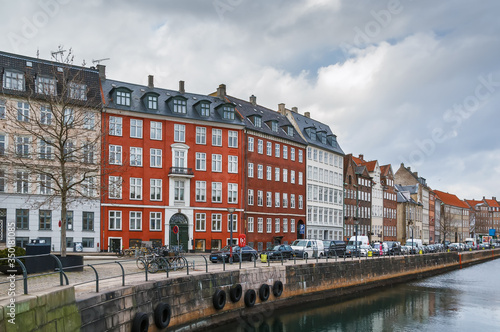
[225,95,308,146]
[0,51,102,107]
[102,79,246,126]
[290,111,344,155]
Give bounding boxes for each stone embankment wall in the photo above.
[1,250,498,331]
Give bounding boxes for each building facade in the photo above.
[434,190,470,243]
[0,51,102,252]
[285,108,344,241]
[381,164,397,241]
[221,93,307,251]
[100,74,246,252]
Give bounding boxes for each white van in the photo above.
[406,239,423,253]
[291,239,325,258]
[347,236,370,247]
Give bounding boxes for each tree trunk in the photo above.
[61,194,67,257]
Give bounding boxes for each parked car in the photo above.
[323,240,346,257]
[261,244,296,260]
[386,241,402,255]
[358,245,372,257]
[291,239,325,258]
[448,243,460,251]
[372,242,388,256]
[210,245,258,263]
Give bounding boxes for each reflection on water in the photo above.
[206,259,500,332]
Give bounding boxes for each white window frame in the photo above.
[196,181,206,202]
[248,137,254,152]
[228,155,238,173]
[150,148,162,168]
[150,179,162,201]
[195,213,206,232]
[108,176,122,199]
[130,147,143,167]
[174,124,185,142]
[109,116,122,136]
[130,177,142,200]
[150,121,162,140]
[228,130,238,148]
[109,211,122,230]
[129,211,142,231]
[212,129,222,146]
[130,119,143,138]
[212,182,222,203]
[228,183,238,204]
[150,212,162,231]
[196,127,206,145]
[212,214,222,232]
[109,145,122,165]
[196,152,206,171]
[212,154,222,172]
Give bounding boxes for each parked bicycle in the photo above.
[147,253,186,273]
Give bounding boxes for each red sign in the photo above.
[238,234,246,247]
[172,225,179,234]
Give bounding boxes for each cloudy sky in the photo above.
[1,0,499,200]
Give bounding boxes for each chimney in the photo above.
[179,80,185,93]
[148,75,154,88]
[216,84,226,99]
[278,103,286,115]
[97,64,106,81]
[304,111,310,118]
[413,172,418,177]
[250,95,256,106]
[291,107,298,113]
[493,196,497,201]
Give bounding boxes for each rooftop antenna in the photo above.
[92,58,110,65]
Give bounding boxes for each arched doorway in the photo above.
[169,213,189,251]
[297,220,305,239]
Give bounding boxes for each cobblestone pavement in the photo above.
[0,254,374,300]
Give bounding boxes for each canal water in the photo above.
[207,258,500,332]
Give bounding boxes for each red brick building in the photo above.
[381,164,397,241]
[221,91,307,251]
[100,74,245,252]
[343,154,372,242]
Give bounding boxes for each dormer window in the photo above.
[287,126,294,137]
[252,115,262,127]
[173,98,187,113]
[200,102,210,116]
[306,127,316,141]
[115,88,132,106]
[3,70,24,91]
[317,131,327,144]
[142,92,159,110]
[270,121,279,132]
[69,82,87,100]
[223,106,235,120]
[36,76,56,95]
[148,95,158,109]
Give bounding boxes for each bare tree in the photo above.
[1,48,104,256]
[438,208,458,243]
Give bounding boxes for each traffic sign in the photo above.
[172,225,179,234]
[238,234,246,247]
[299,224,305,235]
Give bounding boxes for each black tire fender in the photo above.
[154,302,171,329]
[132,312,149,332]
[272,280,283,297]
[212,289,226,310]
[244,289,256,307]
[258,284,270,302]
[230,284,242,302]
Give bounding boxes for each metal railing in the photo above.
[1,248,496,296]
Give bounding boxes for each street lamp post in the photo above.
[228,208,235,264]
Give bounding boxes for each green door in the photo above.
[169,213,189,252]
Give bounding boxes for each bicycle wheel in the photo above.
[136,257,146,270]
[171,257,185,270]
[148,261,159,273]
